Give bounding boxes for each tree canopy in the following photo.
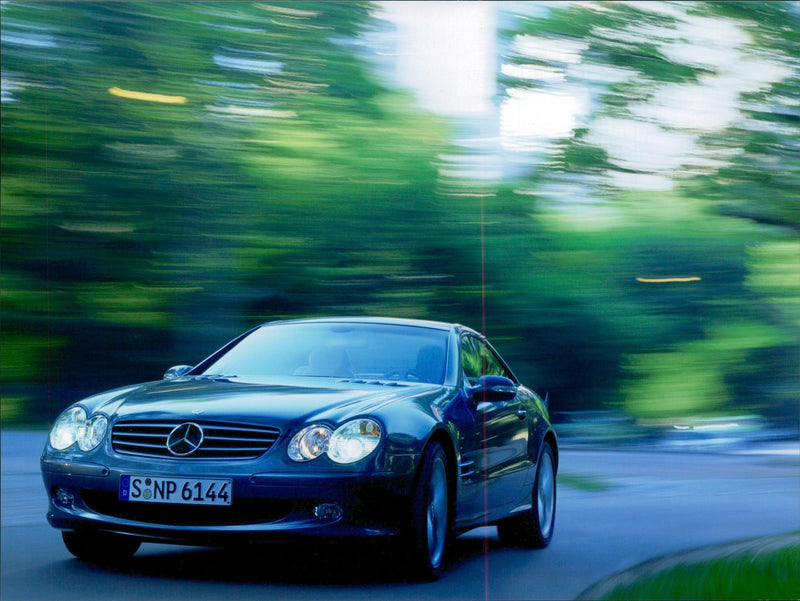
[2,2,797,426]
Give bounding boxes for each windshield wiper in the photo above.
[338,378,405,387]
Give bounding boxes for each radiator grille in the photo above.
[112,420,280,460]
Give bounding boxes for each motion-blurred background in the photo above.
[2,2,798,440]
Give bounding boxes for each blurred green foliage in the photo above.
[1,2,797,425]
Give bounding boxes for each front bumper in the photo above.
[41,457,415,545]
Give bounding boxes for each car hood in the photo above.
[81,376,444,428]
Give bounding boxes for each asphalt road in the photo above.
[2,430,798,600]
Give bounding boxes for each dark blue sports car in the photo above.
[41,317,557,579]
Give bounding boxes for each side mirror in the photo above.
[163,365,193,380]
[467,375,517,403]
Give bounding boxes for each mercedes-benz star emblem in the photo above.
[166,422,204,456]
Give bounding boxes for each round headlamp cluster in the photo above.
[49,406,108,452]
[288,418,381,464]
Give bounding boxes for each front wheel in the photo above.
[404,441,451,580]
[62,530,141,564]
[497,441,556,548]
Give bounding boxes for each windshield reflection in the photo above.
[199,322,449,384]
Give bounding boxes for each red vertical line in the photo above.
[480,193,490,600]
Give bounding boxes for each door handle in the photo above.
[516,407,527,420]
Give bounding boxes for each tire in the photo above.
[497,442,556,548]
[405,441,451,581]
[62,530,141,564]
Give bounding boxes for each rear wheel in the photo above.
[405,441,451,580]
[497,442,556,548]
[62,530,141,563]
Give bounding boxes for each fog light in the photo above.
[313,503,343,521]
[55,487,75,508]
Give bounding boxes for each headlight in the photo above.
[328,419,382,464]
[288,425,332,461]
[288,419,382,463]
[49,407,108,452]
[49,407,85,450]
[77,414,108,451]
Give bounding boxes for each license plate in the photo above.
[119,475,232,506]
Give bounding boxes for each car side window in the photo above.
[461,335,509,386]
[461,336,481,385]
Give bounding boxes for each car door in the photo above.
[456,334,532,523]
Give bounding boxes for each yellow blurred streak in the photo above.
[108,87,187,104]
[636,276,702,283]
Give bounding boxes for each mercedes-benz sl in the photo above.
[41,317,557,580]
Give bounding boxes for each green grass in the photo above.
[558,473,618,492]
[601,544,800,600]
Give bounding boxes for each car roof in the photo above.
[262,316,478,335]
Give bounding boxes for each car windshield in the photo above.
[200,322,449,384]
